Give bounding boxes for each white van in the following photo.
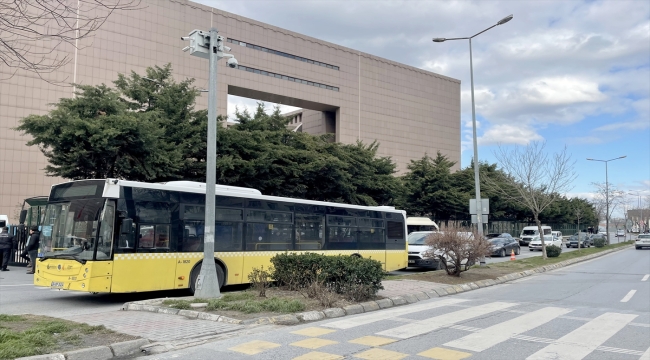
[519,226,552,246]
[0,215,9,228]
[551,231,563,240]
[406,217,439,234]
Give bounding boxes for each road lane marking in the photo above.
[324,298,468,330]
[640,346,650,360]
[621,290,637,302]
[642,274,649,281]
[376,302,517,339]
[444,307,572,352]
[526,312,637,360]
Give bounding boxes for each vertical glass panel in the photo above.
[154,225,170,248]
[96,200,115,260]
[216,222,243,251]
[386,221,405,239]
[138,225,155,248]
[327,216,356,227]
[246,223,293,250]
[358,228,385,250]
[295,214,324,250]
[182,220,204,252]
[326,227,357,250]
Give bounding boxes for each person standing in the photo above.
[21,226,40,274]
[0,227,15,271]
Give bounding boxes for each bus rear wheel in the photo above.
[189,262,225,295]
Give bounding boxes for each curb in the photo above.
[120,244,633,329]
[15,339,150,360]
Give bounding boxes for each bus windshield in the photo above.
[40,199,114,261]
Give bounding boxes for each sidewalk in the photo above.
[378,279,447,298]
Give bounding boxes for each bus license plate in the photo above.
[408,260,415,264]
[51,281,64,289]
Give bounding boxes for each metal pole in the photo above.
[469,38,485,265]
[605,162,609,244]
[195,27,221,298]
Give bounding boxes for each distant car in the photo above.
[529,235,562,251]
[590,233,607,245]
[489,237,520,257]
[567,233,590,248]
[616,229,625,237]
[635,234,650,249]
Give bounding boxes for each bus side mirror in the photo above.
[121,219,133,235]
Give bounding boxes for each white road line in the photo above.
[324,298,468,329]
[640,346,650,360]
[526,312,637,360]
[445,307,572,352]
[376,302,517,339]
[642,274,649,282]
[621,290,637,302]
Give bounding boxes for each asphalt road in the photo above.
[143,246,650,360]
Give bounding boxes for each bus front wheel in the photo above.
[189,262,225,294]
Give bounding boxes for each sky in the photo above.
[196,0,650,216]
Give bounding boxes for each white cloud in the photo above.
[227,95,300,120]
[477,124,543,146]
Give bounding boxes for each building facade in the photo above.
[0,0,461,221]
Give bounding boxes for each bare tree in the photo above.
[590,182,626,240]
[488,142,577,259]
[1,0,139,80]
[424,225,492,277]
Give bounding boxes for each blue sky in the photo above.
[196,0,650,214]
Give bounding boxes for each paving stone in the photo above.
[110,338,150,357]
[468,283,479,290]
[323,308,346,318]
[296,311,326,322]
[141,305,159,312]
[375,298,394,308]
[402,293,419,303]
[157,307,180,315]
[197,312,221,321]
[444,286,457,294]
[433,288,448,296]
[360,301,380,312]
[15,354,65,360]
[389,296,407,306]
[190,303,207,308]
[343,304,364,315]
[271,314,300,325]
[178,310,199,318]
[65,346,113,360]
[412,292,427,301]
[423,290,439,298]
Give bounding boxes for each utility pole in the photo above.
[181,29,238,298]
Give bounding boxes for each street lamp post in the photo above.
[587,156,626,244]
[433,14,513,254]
[181,28,238,298]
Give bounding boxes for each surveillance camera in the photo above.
[227,57,238,68]
[224,46,232,52]
[181,36,190,41]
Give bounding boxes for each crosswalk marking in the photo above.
[640,346,650,360]
[642,274,649,282]
[526,312,637,360]
[376,302,517,339]
[621,290,637,302]
[445,306,572,352]
[324,298,468,330]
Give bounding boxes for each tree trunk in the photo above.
[535,215,547,259]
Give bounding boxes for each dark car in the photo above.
[489,237,520,257]
[567,233,591,248]
[590,233,607,245]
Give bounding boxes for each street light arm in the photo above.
[471,23,500,39]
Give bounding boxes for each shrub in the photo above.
[425,225,492,276]
[593,238,606,248]
[270,253,384,301]
[248,265,273,297]
[546,245,562,258]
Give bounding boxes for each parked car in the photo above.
[529,235,561,251]
[567,232,591,248]
[519,226,552,246]
[551,231,563,241]
[407,231,441,269]
[616,229,625,237]
[635,234,650,249]
[489,237,520,257]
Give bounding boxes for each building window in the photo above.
[227,37,339,71]
[236,65,339,92]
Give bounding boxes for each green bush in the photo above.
[270,253,385,301]
[593,238,606,248]
[546,245,562,258]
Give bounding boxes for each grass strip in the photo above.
[205,292,304,313]
[0,315,112,360]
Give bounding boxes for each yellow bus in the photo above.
[34,179,407,293]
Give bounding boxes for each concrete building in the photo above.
[0,0,461,221]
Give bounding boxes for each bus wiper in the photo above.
[42,253,87,264]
